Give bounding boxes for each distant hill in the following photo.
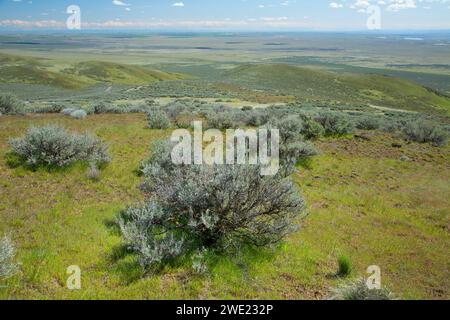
[0,54,188,89]
[65,61,188,85]
[223,64,450,114]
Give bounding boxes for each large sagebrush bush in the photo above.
[9,125,110,168]
[330,278,396,300]
[0,94,23,115]
[0,235,18,279]
[147,109,171,129]
[314,112,355,136]
[119,140,306,268]
[403,119,448,147]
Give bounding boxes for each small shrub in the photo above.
[382,120,402,133]
[246,112,263,127]
[314,112,355,136]
[147,110,171,129]
[10,125,110,168]
[337,255,352,277]
[165,101,187,119]
[0,235,18,279]
[403,120,448,147]
[330,278,396,300]
[175,111,200,129]
[191,248,208,274]
[282,141,318,166]
[269,115,303,144]
[356,116,381,130]
[86,163,101,181]
[301,118,325,140]
[92,102,111,114]
[266,116,318,165]
[70,109,87,120]
[61,108,76,115]
[206,112,235,130]
[30,103,65,114]
[0,94,23,115]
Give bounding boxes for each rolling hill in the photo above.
[0,65,90,89]
[223,64,450,114]
[0,54,189,89]
[65,61,188,85]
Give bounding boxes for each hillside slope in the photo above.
[0,65,91,89]
[0,54,188,89]
[224,64,450,114]
[65,61,188,85]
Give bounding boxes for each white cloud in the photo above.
[112,0,129,6]
[172,2,185,7]
[330,2,344,8]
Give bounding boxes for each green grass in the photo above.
[0,114,448,299]
[224,64,450,115]
[337,255,352,277]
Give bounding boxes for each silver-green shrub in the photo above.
[266,115,319,166]
[330,278,396,300]
[403,119,448,147]
[61,108,76,115]
[147,109,171,129]
[0,94,23,115]
[314,112,355,136]
[10,125,110,168]
[119,140,306,268]
[301,118,325,140]
[0,236,18,279]
[356,116,381,130]
[86,163,101,181]
[70,109,87,120]
[206,111,235,129]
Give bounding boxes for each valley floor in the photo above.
[0,114,448,299]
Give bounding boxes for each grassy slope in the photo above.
[224,64,450,115]
[0,114,448,299]
[0,53,45,66]
[0,53,188,89]
[0,66,92,90]
[66,61,189,85]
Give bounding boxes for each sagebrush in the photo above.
[0,94,23,115]
[0,236,18,279]
[403,119,448,147]
[10,125,110,168]
[330,278,396,300]
[119,139,306,268]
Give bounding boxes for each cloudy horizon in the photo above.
[0,0,449,31]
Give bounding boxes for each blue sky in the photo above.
[0,0,449,30]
